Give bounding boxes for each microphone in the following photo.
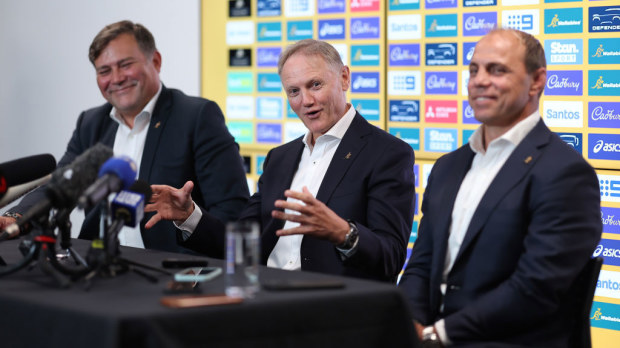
[0,174,52,209]
[77,156,137,210]
[110,180,152,228]
[105,180,152,255]
[0,154,56,200]
[0,143,113,240]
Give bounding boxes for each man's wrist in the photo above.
[336,220,359,249]
[421,326,443,348]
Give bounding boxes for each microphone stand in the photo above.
[83,200,171,289]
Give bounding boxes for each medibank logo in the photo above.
[425,100,457,123]
[542,100,583,128]
[544,8,583,34]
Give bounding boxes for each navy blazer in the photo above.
[13,86,249,254]
[399,120,602,346]
[185,113,416,282]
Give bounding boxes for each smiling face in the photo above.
[94,33,161,120]
[280,52,350,145]
[467,31,546,138]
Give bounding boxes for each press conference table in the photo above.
[0,238,418,348]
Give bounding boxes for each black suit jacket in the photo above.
[13,86,249,254]
[185,113,416,282]
[399,120,602,346]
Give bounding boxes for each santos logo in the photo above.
[542,101,583,128]
[388,14,421,40]
[595,270,620,299]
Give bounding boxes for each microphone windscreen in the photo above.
[0,154,56,196]
[97,156,137,190]
[46,143,114,208]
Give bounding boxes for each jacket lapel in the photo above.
[315,112,370,204]
[454,120,551,264]
[139,85,172,182]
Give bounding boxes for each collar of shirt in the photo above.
[108,82,163,133]
[302,103,356,152]
[468,110,541,155]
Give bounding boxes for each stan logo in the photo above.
[425,128,457,152]
[545,39,582,65]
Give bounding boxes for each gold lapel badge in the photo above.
[345,152,352,159]
[154,121,161,129]
[524,156,532,164]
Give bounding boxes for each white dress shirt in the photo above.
[267,105,357,270]
[434,111,541,344]
[109,83,162,248]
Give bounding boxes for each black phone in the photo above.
[261,278,346,291]
[161,258,209,269]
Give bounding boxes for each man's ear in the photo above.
[340,65,350,91]
[530,67,546,97]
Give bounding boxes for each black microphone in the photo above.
[0,143,113,240]
[0,154,56,200]
[77,156,137,210]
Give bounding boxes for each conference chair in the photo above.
[569,256,603,348]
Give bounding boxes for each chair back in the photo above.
[570,256,603,348]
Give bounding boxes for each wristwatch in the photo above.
[422,326,442,348]
[337,220,359,249]
[2,212,21,220]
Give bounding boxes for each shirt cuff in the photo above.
[336,234,359,259]
[174,201,202,240]
[434,319,452,346]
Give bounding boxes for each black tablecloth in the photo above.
[0,238,418,348]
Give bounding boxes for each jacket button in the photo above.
[448,285,460,291]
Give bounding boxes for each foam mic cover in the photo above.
[0,154,56,198]
[77,156,137,210]
[0,143,113,240]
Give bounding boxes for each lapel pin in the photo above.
[154,121,161,129]
[345,152,352,159]
[524,156,532,164]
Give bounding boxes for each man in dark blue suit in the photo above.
[399,29,602,346]
[146,39,415,282]
[0,21,249,254]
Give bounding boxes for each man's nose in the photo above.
[110,68,125,84]
[301,90,314,106]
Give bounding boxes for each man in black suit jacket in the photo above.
[146,39,415,282]
[399,29,602,346]
[0,21,249,254]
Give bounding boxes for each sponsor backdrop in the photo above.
[203,1,620,345]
